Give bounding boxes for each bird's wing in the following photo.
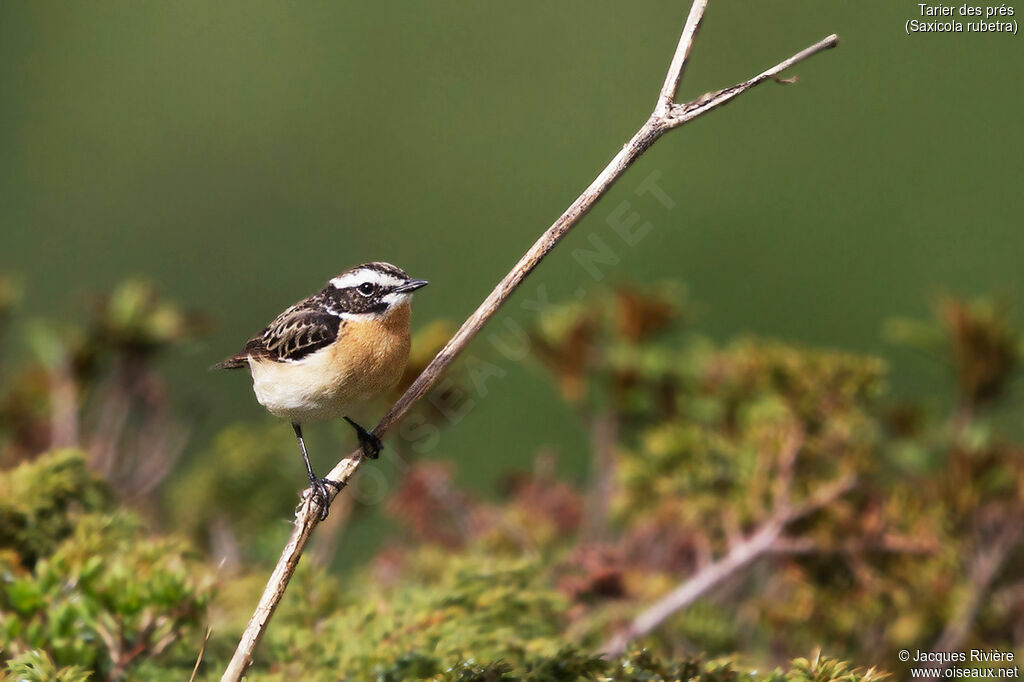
[262,306,343,362]
[212,299,343,369]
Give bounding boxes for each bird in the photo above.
[213,262,428,519]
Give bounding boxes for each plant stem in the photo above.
[221,4,838,678]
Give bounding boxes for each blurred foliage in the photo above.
[529,283,692,406]
[0,277,19,352]
[2,279,1024,679]
[1,649,91,682]
[884,297,1024,412]
[258,551,569,681]
[89,279,208,359]
[0,450,112,566]
[0,452,210,680]
[167,423,304,564]
[0,279,203,507]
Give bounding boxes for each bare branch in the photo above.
[190,627,212,682]
[221,4,839,679]
[602,519,784,658]
[784,472,856,524]
[581,410,620,541]
[666,34,839,128]
[601,472,854,657]
[770,427,804,517]
[656,0,709,116]
[768,534,941,556]
[932,519,1024,657]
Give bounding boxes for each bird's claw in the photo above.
[344,417,382,459]
[359,432,382,460]
[307,476,343,521]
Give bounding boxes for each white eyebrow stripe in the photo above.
[329,270,404,290]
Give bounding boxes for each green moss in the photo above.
[0,450,112,566]
[251,550,570,680]
[0,452,211,679]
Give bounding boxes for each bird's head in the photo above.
[325,262,428,318]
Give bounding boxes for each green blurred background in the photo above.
[1,2,1021,551]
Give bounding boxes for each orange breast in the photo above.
[330,301,411,402]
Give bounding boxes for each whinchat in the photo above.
[214,262,428,518]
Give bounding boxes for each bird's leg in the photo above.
[343,417,382,460]
[292,422,342,521]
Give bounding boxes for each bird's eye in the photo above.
[357,282,376,297]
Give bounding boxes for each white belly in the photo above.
[248,347,358,423]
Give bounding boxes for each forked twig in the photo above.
[221,3,838,678]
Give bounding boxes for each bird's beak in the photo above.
[394,279,429,293]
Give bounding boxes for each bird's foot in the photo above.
[344,417,382,459]
[307,476,344,521]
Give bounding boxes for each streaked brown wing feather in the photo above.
[263,309,342,361]
[212,295,343,369]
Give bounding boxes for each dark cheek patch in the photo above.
[327,287,389,315]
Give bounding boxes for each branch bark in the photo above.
[601,474,855,657]
[602,518,785,658]
[931,519,1024,659]
[221,4,838,678]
